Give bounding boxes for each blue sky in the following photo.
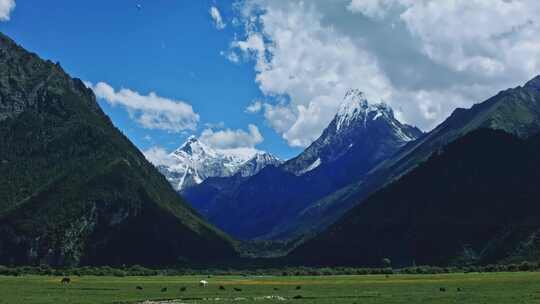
[1,0,539,160]
[0,0,301,159]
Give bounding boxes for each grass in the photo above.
[2,272,540,303]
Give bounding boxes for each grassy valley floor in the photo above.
[1,272,540,303]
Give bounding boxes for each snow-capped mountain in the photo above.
[156,136,281,191]
[282,89,423,175]
[236,152,283,177]
[184,88,423,240]
[336,89,417,141]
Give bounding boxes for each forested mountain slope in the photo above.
[0,33,237,267]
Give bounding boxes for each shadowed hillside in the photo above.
[291,128,540,266]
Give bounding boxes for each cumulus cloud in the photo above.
[227,0,540,147]
[228,1,393,147]
[262,103,297,134]
[143,146,177,167]
[220,50,240,63]
[347,0,400,19]
[209,6,226,30]
[89,82,199,132]
[346,0,540,80]
[200,124,263,149]
[0,0,15,21]
[245,100,263,113]
[398,0,540,78]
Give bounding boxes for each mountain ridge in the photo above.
[291,75,540,240]
[154,136,282,192]
[290,128,540,266]
[290,74,540,266]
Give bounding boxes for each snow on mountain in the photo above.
[335,89,416,141]
[282,88,423,176]
[236,151,283,177]
[154,136,282,191]
[181,89,424,240]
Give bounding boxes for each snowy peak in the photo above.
[343,88,368,107]
[332,89,421,142]
[237,152,283,177]
[283,89,422,176]
[174,136,215,158]
[250,151,282,164]
[155,136,281,191]
[335,89,394,132]
[178,135,199,150]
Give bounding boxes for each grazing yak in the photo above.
[61,277,71,284]
[199,280,208,288]
[161,287,168,292]
[136,286,143,290]
[233,287,242,292]
[180,287,187,292]
[219,285,226,290]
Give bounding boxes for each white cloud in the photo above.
[229,0,540,148]
[347,0,400,19]
[232,33,265,56]
[90,82,199,132]
[0,0,15,21]
[398,0,540,78]
[393,83,494,126]
[209,6,226,30]
[347,0,540,79]
[199,124,263,149]
[143,146,177,167]
[221,50,240,63]
[262,103,297,133]
[245,100,263,113]
[229,1,393,147]
[204,121,226,129]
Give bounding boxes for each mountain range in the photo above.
[154,136,281,192]
[291,75,540,266]
[183,89,423,240]
[0,33,237,267]
[292,75,540,247]
[3,29,540,269]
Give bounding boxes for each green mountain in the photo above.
[291,76,540,243]
[290,128,540,267]
[0,33,237,266]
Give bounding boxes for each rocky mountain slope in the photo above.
[0,32,237,266]
[155,136,281,192]
[184,90,422,240]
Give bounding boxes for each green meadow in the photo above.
[1,272,540,303]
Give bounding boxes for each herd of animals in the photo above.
[58,276,462,294]
[58,276,303,293]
